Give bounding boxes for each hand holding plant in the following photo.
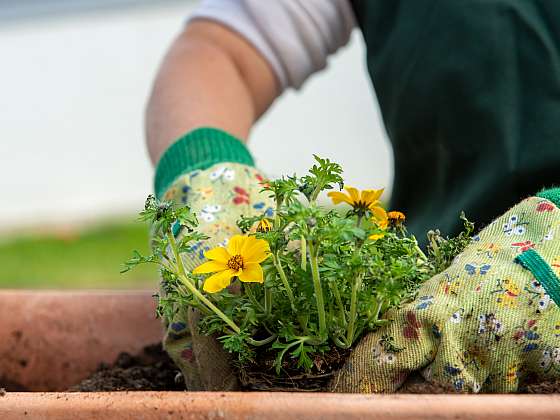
[126,156,444,389]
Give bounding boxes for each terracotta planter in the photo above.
[0,290,162,391]
[1,392,559,419]
[1,290,560,420]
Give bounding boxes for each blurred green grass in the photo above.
[0,219,158,289]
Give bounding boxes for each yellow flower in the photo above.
[369,206,388,241]
[328,186,384,213]
[387,211,406,225]
[193,235,270,293]
[256,218,273,233]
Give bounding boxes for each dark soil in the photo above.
[239,346,351,392]
[67,343,560,393]
[69,344,184,392]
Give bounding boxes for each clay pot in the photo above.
[1,392,560,419]
[1,290,560,420]
[0,290,162,391]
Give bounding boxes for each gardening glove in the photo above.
[332,189,560,393]
[154,128,273,391]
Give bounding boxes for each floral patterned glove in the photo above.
[154,128,273,390]
[331,189,560,393]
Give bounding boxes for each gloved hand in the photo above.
[331,189,560,393]
[154,128,273,390]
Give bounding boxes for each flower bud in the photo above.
[256,218,273,233]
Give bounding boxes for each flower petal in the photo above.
[204,246,231,263]
[344,186,360,203]
[369,232,386,241]
[370,188,384,201]
[238,263,264,283]
[193,260,228,274]
[242,237,271,264]
[227,235,246,256]
[371,206,388,222]
[360,190,378,205]
[362,188,384,205]
[327,191,352,205]
[203,269,236,293]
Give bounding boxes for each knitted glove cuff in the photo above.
[154,127,254,199]
[537,187,560,207]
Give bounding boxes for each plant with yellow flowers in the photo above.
[124,156,472,381]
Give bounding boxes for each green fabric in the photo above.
[350,1,560,243]
[154,127,254,200]
[159,162,273,390]
[537,188,560,208]
[517,249,560,308]
[332,195,560,393]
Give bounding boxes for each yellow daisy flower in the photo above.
[193,235,270,293]
[327,186,384,213]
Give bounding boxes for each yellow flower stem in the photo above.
[308,241,327,340]
[300,235,307,271]
[346,272,363,346]
[272,252,297,313]
[356,214,363,228]
[166,232,241,335]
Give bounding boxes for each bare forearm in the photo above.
[146,20,279,165]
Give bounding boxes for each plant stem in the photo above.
[310,187,321,203]
[300,235,307,271]
[330,281,346,326]
[308,241,327,340]
[272,252,297,312]
[245,283,265,312]
[366,298,382,324]
[333,335,350,348]
[412,235,428,261]
[356,214,363,228]
[167,231,241,334]
[247,334,277,346]
[264,285,272,317]
[346,272,363,346]
[274,197,282,227]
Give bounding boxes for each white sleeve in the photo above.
[189,0,356,91]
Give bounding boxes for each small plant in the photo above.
[125,156,471,376]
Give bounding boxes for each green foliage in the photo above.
[128,157,473,375]
[426,212,475,273]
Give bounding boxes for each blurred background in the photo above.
[0,0,391,289]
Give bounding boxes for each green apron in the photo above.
[350,0,560,242]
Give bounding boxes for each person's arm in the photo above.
[145,20,279,165]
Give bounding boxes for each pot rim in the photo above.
[1,392,558,419]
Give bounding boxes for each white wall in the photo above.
[0,1,392,231]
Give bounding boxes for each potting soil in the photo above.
[67,343,560,393]
[68,344,184,392]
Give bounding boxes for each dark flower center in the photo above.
[227,254,244,271]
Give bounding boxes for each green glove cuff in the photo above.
[154,127,254,199]
[536,187,560,207]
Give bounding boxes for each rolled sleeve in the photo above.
[189,0,356,91]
